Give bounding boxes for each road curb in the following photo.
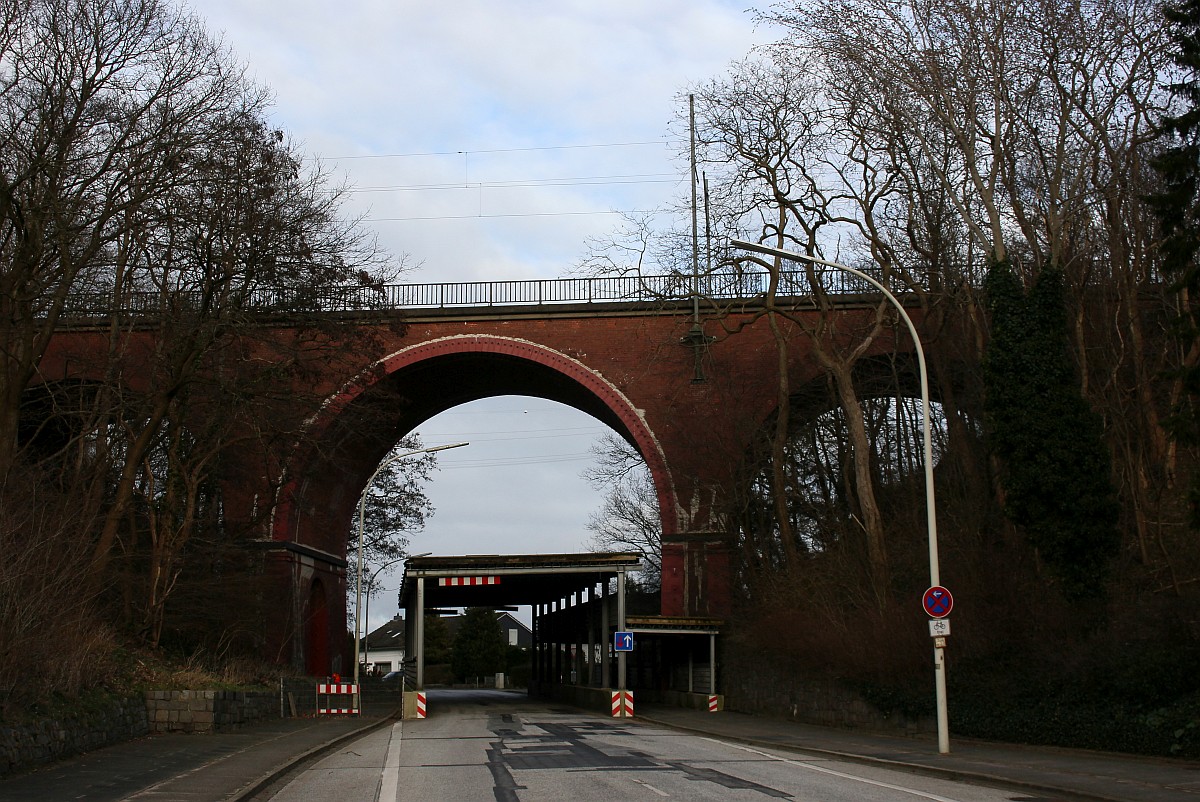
[228,716,397,801]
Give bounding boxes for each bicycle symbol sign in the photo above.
[922,586,954,618]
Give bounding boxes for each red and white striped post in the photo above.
[610,690,634,717]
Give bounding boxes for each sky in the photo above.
[184,0,775,630]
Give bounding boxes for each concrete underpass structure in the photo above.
[398,553,723,717]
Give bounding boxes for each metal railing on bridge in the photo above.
[60,267,891,318]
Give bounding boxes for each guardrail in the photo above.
[59,268,889,318]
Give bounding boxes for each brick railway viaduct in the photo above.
[37,274,936,674]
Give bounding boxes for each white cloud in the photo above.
[188,0,770,282]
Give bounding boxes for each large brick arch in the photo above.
[268,335,683,640]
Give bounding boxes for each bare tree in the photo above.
[583,433,662,588]
[686,52,905,606]
[346,434,438,616]
[89,101,395,585]
[0,0,416,651]
[763,0,1182,590]
[0,0,249,476]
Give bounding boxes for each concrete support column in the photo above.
[688,648,694,693]
[575,590,585,685]
[601,580,610,687]
[588,583,599,687]
[552,600,561,683]
[415,576,425,690]
[709,633,717,695]
[531,603,540,688]
[543,603,552,684]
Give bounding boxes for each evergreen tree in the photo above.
[450,607,506,682]
[983,262,1121,601]
[423,614,452,666]
[1150,0,1200,519]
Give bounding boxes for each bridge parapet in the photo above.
[57,267,906,318]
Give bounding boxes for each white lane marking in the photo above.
[704,739,964,802]
[632,777,671,797]
[378,721,405,802]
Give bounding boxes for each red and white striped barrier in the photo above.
[438,576,500,586]
[415,691,427,719]
[316,683,359,715]
[610,690,634,717]
[317,683,358,695]
[708,694,720,713]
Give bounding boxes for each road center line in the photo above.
[632,776,671,797]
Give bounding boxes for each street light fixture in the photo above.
[352,442,468,688]
[731,238,949,754]
[361,554,406,675]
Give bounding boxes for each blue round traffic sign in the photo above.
[923,586,953,618]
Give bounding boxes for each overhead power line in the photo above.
[326,141,680,160]
[440,452,596,469]
[366,209,654,222]
[347,173,679,194]
[422,426,605,441]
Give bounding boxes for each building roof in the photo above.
[365,617,405,650]
[398,552,642,609]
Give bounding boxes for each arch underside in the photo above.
[313,338,672,506]
[786,352,951,424]
[331,350,638,463]
[279,334,674,591]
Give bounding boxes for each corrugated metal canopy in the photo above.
[398,552,643,609]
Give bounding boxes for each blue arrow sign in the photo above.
[614,631,634,652]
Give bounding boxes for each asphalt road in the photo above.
[255,689,1039,802]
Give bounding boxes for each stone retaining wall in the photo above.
[0,689,282,777]
[143,690,277,734]
[0,695,148,777]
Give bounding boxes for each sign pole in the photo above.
[923,585,954,755]
[616,569,627,701]
[935,643,949,753]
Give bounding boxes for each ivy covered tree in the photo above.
[983,262,1120,601]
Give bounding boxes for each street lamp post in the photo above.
[361,555,406,675]
[353,442,468,689]
[731,239,950,754]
